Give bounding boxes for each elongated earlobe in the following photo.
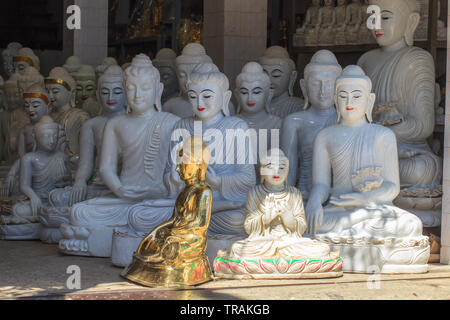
[300,79,309,110]
[288,71,297,97]
[265,88,274,113]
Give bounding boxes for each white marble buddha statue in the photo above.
[2,42,22,78]
[110,62,256,267]
[13,48,40,75]
[154,48,179,105]
[357,0,441,228]
[72,64,101,117]
[215,148,342,279]
[335,0,348,44]
[282,50,342,201]
[297,0,321,46]
[259,46,304,119]
[0,116,71,240]
[45,67,90,166]
[17,66,45,94]
[318,0,337,45]
[305,65,429,273]
[63,55,82,77]
[58,54,180,257]
[95,57,119,79]
[345,0,362,44]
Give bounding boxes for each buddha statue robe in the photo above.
[268,93,303,119]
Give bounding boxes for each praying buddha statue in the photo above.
[281,50,342,200]
[259,46,304,118]
[357,0,442,229]
[0,116,71,240]
[2,42,22,78]
[95,57,119,79]
[214,148,343,279]
[72,64,102,117]
[154,48,179,105]
[45,67,90,166]
[58,54,180,258]
[13,48,40,75]
[122,136,214,288]
[305,65,429,273]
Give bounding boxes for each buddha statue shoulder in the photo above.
[153,48,179,105]
[122,136,214,287]
[58,54,180,258]
[357,0,441,228]
[282,50,341,200]
[72,64,102,117]
[305,65,430,273]
[259,46,304,118]
[214,148,343,279]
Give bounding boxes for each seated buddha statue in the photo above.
[72,64,102,117]
[282,50,342,200]
[318,0,336,45]
[258,46,304,118]
[95,57,118,79]
[45,67,90,167]
[153,48,179,105]
[297,0,321,46]
[42,65,127,244]
[122,136,214,287]
[13,48,40,75]
[2,42,22,78]
[305,65,430,273]
[214,148,343,279]
[344,0,362,44]
[110,62,256,267]
[357,0,442,229]
[0,116,71,240]
[58,54,180,258]
[334,0,348,45]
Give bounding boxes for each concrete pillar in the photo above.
[63,0,108,66]
[440,3,450,264]
[203,0,268,88]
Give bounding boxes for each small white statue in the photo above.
[318,0,337,45]
[95,57,118,79]
[258,46,304,118]
[305,65,429,273]
[72,64,101,117]
[281,50,342,200]
[2,42,22,78]
[214,148,343,279]
[335,0,348,44]
[0,116,71,240]
[58,54,180,258]
[153,48,179,104]
[297,0,321,46]
[345,0,362,44]
[13,48,40,75]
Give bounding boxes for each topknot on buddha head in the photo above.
[98,65,124,87]
[33,115,59,135]
[63,56,82,75]
[188,62,229,93]
[154,48,177,69]
[236,62,271,90]
[176,43,212,66]
[46,67,77,92]
[13,48,40,73]
[259,46,296,72]
[124,53,160,83]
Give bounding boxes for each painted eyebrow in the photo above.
[201,89,215,94]
[351,90,362,93]
[252,87,264,91]
[381,10,393,14]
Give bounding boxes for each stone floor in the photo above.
[1,240,450,300]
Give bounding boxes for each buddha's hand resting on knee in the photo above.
[69,181,88,206]
[115,186,150,201]
[305,199,323,235]
[30,195,43,216]
[329,192,367,207]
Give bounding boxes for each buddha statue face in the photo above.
[238,81,270,114]
[335,82,375,124]
[261,62,294,99]
[188,80,231,121]
[176,143,209,184]
[24,98,49,123]
[176,63,195,94]
[46,84,72,110]
[302,71,337,111]
[370,0,421,47]
[75,79,96,105]
[125,73,159,115]
[157,66,178,99]
[260,153,289,187]
[98,80,126,114]
[35,126,58,152]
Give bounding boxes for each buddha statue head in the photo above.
[123,54,163,114]
[4,73,22,110]
[301,50,342,111]
[154,48,179,101]
[335,65,376,124]
[176,135,211,185]
[17,66,44,95]
[260,148,289,187]
[45,67,77,111]
[176,43,213,95]
[96,57,119,79]
[235,62,273,114]
[23,84,50,123]
[369,0,420,47]
[63,56,82,76]
[33,115,59,153]
[259,46,297,99]
[13,48,40,75]
[187,62,232,120]
[97,65,126,115]
[2,42,22,78]
[72,64,97,106]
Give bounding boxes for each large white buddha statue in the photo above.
[282,50,342,200]
[72,64,101,117]
[13,48,40,75]
[214,148,343,279]
[58,54,180,257]
[357,0,441,229]
[2,42,22,78]
[110,63,256,267]
[45,67,90,166]
[0,116,71,240]
[153,48,179,104]
[259,46,304,118]
[305,65,429,273]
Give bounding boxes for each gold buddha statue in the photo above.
[122,136,213,287]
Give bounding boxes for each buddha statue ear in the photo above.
[405,12,420,46]
[265,88,274,114]
[300,78,309,110]
[155,82,164,112]
[365,92,376,123]
[334,93,341,123]
[222,90,232,117]
[288,70,297,97]
[234,88,241,114]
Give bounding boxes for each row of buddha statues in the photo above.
[0,0,442,284]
